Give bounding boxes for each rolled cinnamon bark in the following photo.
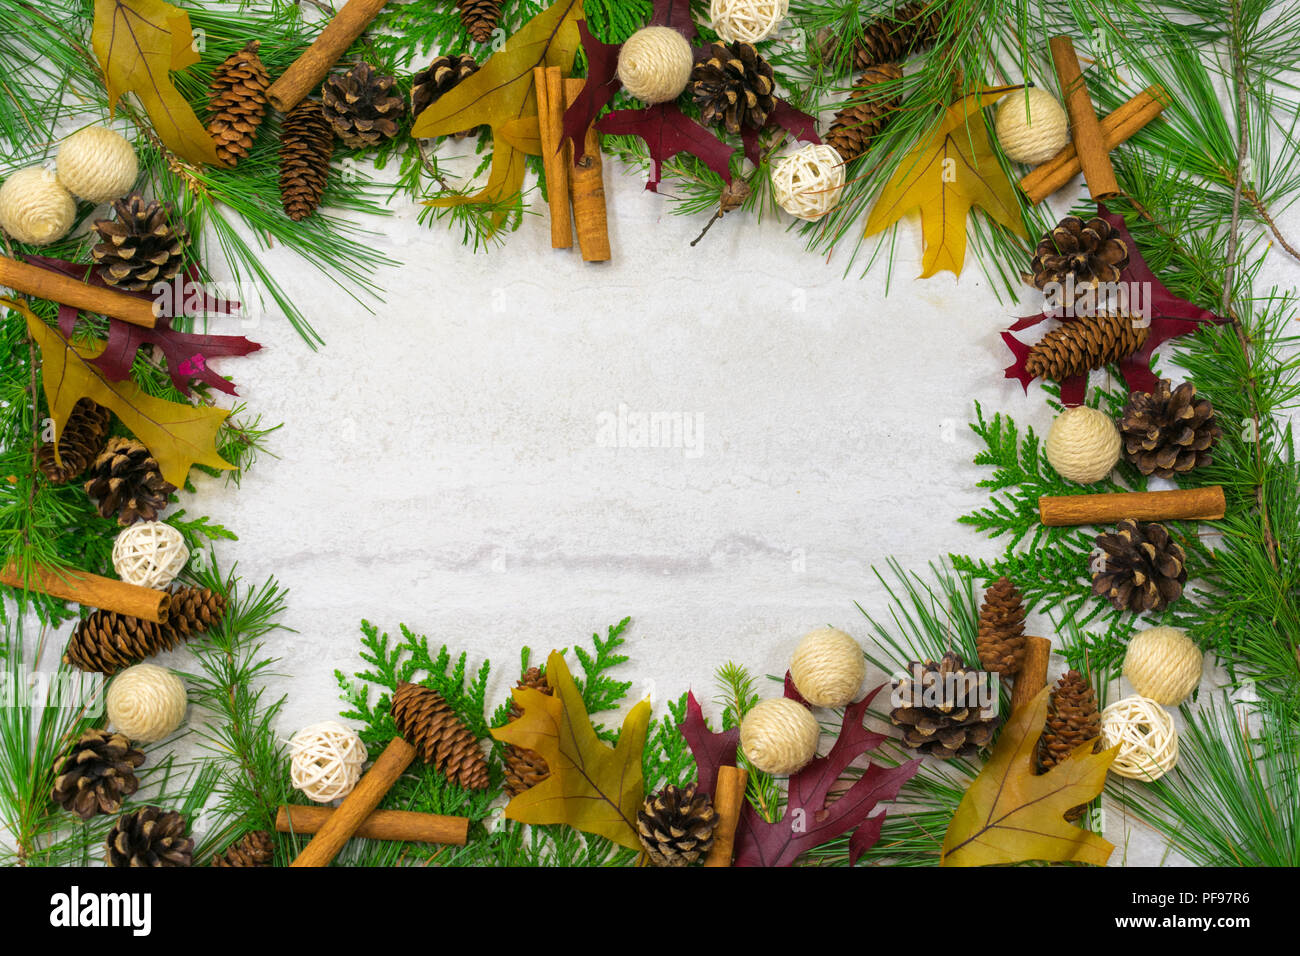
[1049,35,1119,200]
[564,78,611,263]
[276,805,469,846]
[703,764,748,867]
[536,67,573,249]
[1039,486,1225,526]
[0,256,158,328]
[1010,635,1052,714]
[266,0,391,113]
[0,560,170,622]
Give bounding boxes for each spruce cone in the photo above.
[1024,312,1148,383]
[63,586,226,675]
[1118,379,1221,478]
[1029,215,1129,301]
[91,193,188,293]
[83,436,175,526]
[37,398,111,484]
[849,2,945,69]
[391,681,490,790]
[166,586,228,640]
[411,54,480,136]
[890,651,1000,759]
[977,577,1027,677]
[279,99,333,222]
[207,40,271,166]
[105,806,193,867]
[690,41,776,135]
[321,62,406,150]
[1092,519,1187,613]
[826,63,903,162]
[503,666,552,797]
[637,783,718,867]
[51,729,145,820]
[1039,670,1101,821]
[458,0,502,44]
[211,829,274,867]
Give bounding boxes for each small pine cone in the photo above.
[1029,215,1130,301]
[637,783,718,867]
[279,99,333,222]
[391,681,490,790]
[851,2,945,69]
[1118,379,1221,478]
[83,436,175,526]
[207,41,271,166]
[977,577,1027,677]
[105,806,193,867]
[1092,519,1188,614]
[37,398,111,484]
[63,606,181,675]
[411,55,480,137]
[690,41,777,135]
[91,193,188,293]
[1024,313,1149,383]
[166,586,228,640]
[825,63,903,162]
[1039,670,1101,821]
[51,729,145,820]
[211,829,274,867]
[458,0,501,44]
[503,666,552,797]
[890,652,1000,759]
[321,62,406,150]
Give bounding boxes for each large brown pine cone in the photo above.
[207,41,271,166]
[690,41,777,135]
[321,62,406,150]
[1039,670,1102,821]
[63,586,226,675]
[503,666,552,797]
[411,55,480,135]
[1092,519,1187,613]
[1029,215,1130,301]
[83,436,175,526]
[1024,312,1148,383]
[826,63,903,162]
[637,783,717,867]
[105,806,193,867]
[976,577,1027,677]
[458,0,501,44]
[890,651,1000,759]
[1118,379,1221,478]
[91,194,188,293]
[37,398,112,484]
[391,681,490,790]
[51,729,145,820]
[845,2,945,70]
[279,99,333,222]
[211,829,274,867]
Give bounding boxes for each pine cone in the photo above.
[412,55,480,137]
[37,398,111,484]
[391,681,490,790]
[826,63,903,162]
[1029,215,1130,301]
[51,729,145,820]
[1039,670,1101,821]
[458,0,501,44]
[977,577,1027,677]
[637,783,718,867]
[1118,379,1221,478]
[105,806,193,867]
[279,99,333,222]
[207,41,271,166]
[91,194,188,293]
[503,666,552,797]
[890,651,1000,759]
[850,2,945,69]
[211,829,274,867]
[322,62,406,150]
[83,436,175,526]
[1092,519,1187,613]
[166,586,228,640]
[63,586,225,675]
[1024,312,1148,383]
[690,41,776,135]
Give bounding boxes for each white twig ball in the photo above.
[107,664,188,743]
[112,521,189,590]
[616,26,695,105]
[710,0,789,43]
[1045,405,1121,484]
[771,143,845,221]
[790,626,865,708]
[56,126,140,203]
[289,720,367,803]
[1100,695,1178,781]
[740,697,820,775]
[0,167,77,246]
[1123,626,1203,706]
[994,88,1069,165]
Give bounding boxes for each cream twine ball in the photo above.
[1101,695,1178,781]
[1124,626,1203,706]
[790,626,865,708]
[0,167,76,246]
[56,126,139,204]
[289,720,367,803]
[710,0,789,43]
[107,664,188,743]
[112,521,189,590]
[1045,405,1122,484]
[994,88,1070,165]
[771,143,845,221]
[616,26,695,104]
[740,697,820,775]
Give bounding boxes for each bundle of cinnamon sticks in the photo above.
[534,66,611,262]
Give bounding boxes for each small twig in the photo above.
[690,210,724,247]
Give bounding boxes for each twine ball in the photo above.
[994,88,1069,165]
[56,126,139,204]
[616,26,695,104]
[289,720,367,803]
[112,521,189,590]
[1124,626,1203,706]
[740,697,820,775]
[1100,695,1178,781]
[771,143,845,221]
[1045,405,1122,484]
[710,0,789,43]
[0,167,76,246]
[107,664,188,743]
[790,626,865,708]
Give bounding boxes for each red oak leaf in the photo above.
[650,0,697,40]
[596,102,734,191]
[677,691,739,797]
[564,20,623,163]
[740,101,822,167]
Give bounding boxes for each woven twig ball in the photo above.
[112,521,189,590]
[617,26,695,104]
[56,126,140,204]
[289,720,367,802]
[1045,405,1122,484]
[740,697,819,775]
[771,144,845,221]
[994,87,1069,165]
[1123,626,1203,706]
[107,664,188,743]
[1100,695,1178,781]
[0,167,76,246]
[790,626,865,708]
[710,0,789,43]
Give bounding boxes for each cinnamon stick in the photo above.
[0,256,158,329]
[0,560,170,623]
[276,805,469,846]
[1048,35,1119,200]
[1039,486,1225,527]
[535,66,573,249]
[563,78,611,263]
[266,0,391,113]
[1010,635,1052,714]
[703,765,748,867]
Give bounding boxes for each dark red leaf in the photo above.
[783,670,811,706]
[739,101,822,167]
[596,102,734,191]
[677,691,739,798]
[565,21,623,163]
[649,0,697,40]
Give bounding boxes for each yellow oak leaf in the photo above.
[941,685,1117,867]
[864,86,1028,278]
[93,0,223,167]
[20,302,234,488]
[490,650,651,849]
[411,0,583,233]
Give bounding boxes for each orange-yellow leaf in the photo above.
[941,686,1117,867]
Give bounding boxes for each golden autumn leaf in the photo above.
[411,0,583,232]
[490,650,651,849]
[864,86,1028,278]
[941,686,1117,867]
[19,302,234,488]
[92,0,223,167]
